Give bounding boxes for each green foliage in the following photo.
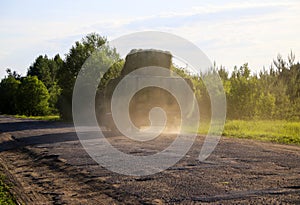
[17,76,50,116]
[1,32,299,123]
[13,114,60,121]
[171,54,300,121]
[27,54,63,114]
[255,92,276,119]
[223,120,300,145]
[57,33,119,120]
[5,68,21,80]
[204,52,300,121]
[99,60,124,90]
[187,120,300,145]
[57,33,107,120]
[0,174,17,205]
[187,119,300,145]
[227,64,257,119]
[27,55,52,88]
[27,54,62,88]
[0,76,21,114]
[57,33,107,94]
[48,82,61,114]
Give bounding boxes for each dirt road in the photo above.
[0,115,299,204]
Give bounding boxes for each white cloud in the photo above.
[1,0,299,78]
[102,0,299,72]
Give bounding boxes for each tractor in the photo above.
[96,49,194,133]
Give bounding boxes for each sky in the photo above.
[0,0,299,78]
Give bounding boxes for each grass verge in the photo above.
[12,114,60,121]
[0,174,17,205]
[194,120,300,145]
[222,120,300,145]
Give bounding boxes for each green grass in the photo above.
[193,120,300,145]
[222,120,300,145]
[12,114,60,121]
[0,174,17,205]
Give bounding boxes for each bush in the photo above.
[17,76,50,116]
[0,76,21,114]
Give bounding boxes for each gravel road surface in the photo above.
[0,115,299,204]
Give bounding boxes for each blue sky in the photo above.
[1,0,299,78]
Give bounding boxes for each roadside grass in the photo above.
[222,120,300,145]
[0,174,17,205]
[12,114,60,121]
[194,120,300,145]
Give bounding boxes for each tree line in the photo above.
[0,33,299,121]
[190,55,300,121]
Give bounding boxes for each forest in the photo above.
[0,33,299,122]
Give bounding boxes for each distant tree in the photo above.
[6,68,21,80]
[57,33,119,120]
[48,82,61,114]
[0,75,21,114]
[284,62,300,102]
[27,55,52,88]
[27,54,62,88]
[2,33,299,121]
[270,51,300,119]
[255,92,276,119]
[218,66,229,81]
[52,54,64,81]
[227,64,258,119]
[17,76,50,116]
[27,54,63,113]
[98,60,124,90]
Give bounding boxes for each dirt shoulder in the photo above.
[0,115,299,204]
